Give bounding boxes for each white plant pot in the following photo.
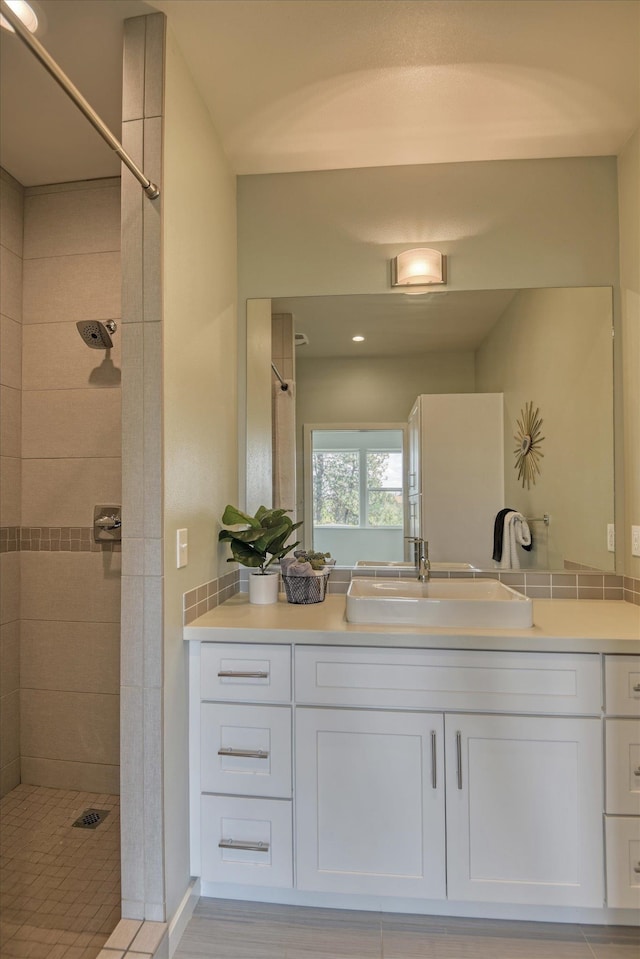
[248,570,280,605]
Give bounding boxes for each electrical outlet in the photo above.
[177,528,188,568]
[607,524,615,552]
[632,526,640,558]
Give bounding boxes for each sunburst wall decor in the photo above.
[514,401,545,489]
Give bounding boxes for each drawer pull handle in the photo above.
[218,747,269,760]
[634,863,640,874]
[218,670,269,679]
[431,731,437,789]
[219,838,269,853]
[634,767,640,777]
[633,683,640,693]
[456,731,463,790]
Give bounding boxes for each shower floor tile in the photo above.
[0,783,120,959]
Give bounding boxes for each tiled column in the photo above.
[120,13,166,922]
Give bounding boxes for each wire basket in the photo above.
[282,572,330,605]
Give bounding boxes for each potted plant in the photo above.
[280,549,336,604]
[218,505,302,604]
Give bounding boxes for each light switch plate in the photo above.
[632,526,640,558]
[177,528,188,568]
[607,524,615,552]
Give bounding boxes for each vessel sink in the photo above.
[355,560,478,572]
[346,576,533,628]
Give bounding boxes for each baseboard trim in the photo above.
[167,877,200,957]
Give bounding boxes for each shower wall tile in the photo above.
[22,321,122,391]
[121,122,144,325]
[0,245,22,322]
[143,116,163,326]
[121,576,143,687]
[22,251,121,324]
[0,689,20,768]
[0,169,24,256]
[20,688,119,765]
[20,620,120,695]
[121,323,144,538]
[122,16,146,122]
[0,553,20,625]
[21,457,121,527]
[20,551,121,623]
[0,621,20,698]
[19,756,119,794]
[0,455,20,527]
[120,684,145,906]
[0,385,21,458]
[143,322,162,538]
[144,14,166,119]
[23,184,121,259]
[0,314,22,388]
[0,758,20,797]
[21,388,121,458]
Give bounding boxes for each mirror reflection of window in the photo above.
[308,429,404,565]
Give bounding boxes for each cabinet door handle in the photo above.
[633,683,640,692]
[431,731,437,789]
[634,863,640,874]
[456,731,463,790]
[634,767,640,777]
[218,747,269,759]
[219,838,270,853]
[217,670,269,679]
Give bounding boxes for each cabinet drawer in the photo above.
[201,703,292,798]
[605,816,640,909]
[201,644,291,702]
[201,795,292,888]
[605,656,640,716]
[295,647,601,714]
[605,720,640,815]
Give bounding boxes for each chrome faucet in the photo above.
[405,537,431,582]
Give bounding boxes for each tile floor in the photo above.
[0,783,121,959]
[173,898,640,959]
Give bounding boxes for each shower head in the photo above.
[76,320,117,350]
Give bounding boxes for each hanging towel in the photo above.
[273,380,296,514]
[499,511,532,569]
[492,507,516,562]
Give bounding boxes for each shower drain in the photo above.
[72,808,110,829]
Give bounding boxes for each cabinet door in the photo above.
[445,714,603,907]
[295,708,445,899]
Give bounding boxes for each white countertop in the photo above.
[184,593,640,654]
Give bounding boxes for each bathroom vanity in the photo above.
[184,595,640,923]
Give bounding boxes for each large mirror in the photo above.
[247,286,614,572]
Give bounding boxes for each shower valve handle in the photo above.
[96,515,121,531]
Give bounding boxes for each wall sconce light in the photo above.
[391,248,446,288]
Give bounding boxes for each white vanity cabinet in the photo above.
[604,655,640,909]
[191,643,293,889]
[445,714,603,906]
[190,637,639,921]
[295,708,446,899]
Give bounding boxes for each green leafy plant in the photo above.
[218,505,302,574]
[292,549,334,570]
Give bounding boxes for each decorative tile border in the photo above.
[0,526,120,553]
[183,570,241,624]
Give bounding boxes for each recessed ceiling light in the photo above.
[352,335,365,342]
[1,0,39,34]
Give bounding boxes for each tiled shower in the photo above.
[0,168,122,955]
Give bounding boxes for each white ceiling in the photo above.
[1,0,638,186]
[271,290,519,358]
